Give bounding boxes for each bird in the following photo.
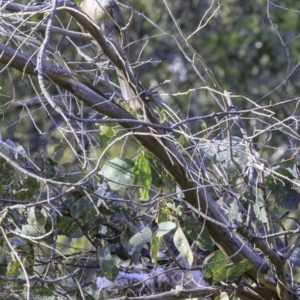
[78,0,134,104]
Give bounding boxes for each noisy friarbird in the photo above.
[79,0,134,102]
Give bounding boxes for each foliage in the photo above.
[0,1,300,300]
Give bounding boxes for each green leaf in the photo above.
[76,291,95,300]
[228,197,243,222]
[99,157,135,191]
[127,227,152,263]
[197,137,248,181]
[6,261,20,278]
[157,205,169,223]
[99,125,115,137]
[151,231,162,266]
[141,187,149,199]
[14,177,40,200]
[226,258,252,281]
[70,196,97,220]
[213,266,228,283]
[28,285,56,299]
[57,215,83,238]
[0,295,21,300]
[277,185,300,211]
[166,202,183,216]
[120,227,131,257]
[0,255,8,276]
[57,163,82,183]
[0,158,15,190]
[127,227,152,255]
[201,121,207,130]
[214,292,230,300]
[98,245,119,281]
[5,139,17,158]
[174,226,193,266]
[35,208,48,229]
[21,224,41,236]
[60,277,79,293]
[182,218,214,252]
[266,167,294,192]
[133,153,152,200]
[150,164,164,188]
[18,207,46,236]
[156,221,176,238]
[202,250,229,279]
[253,186,267,223]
